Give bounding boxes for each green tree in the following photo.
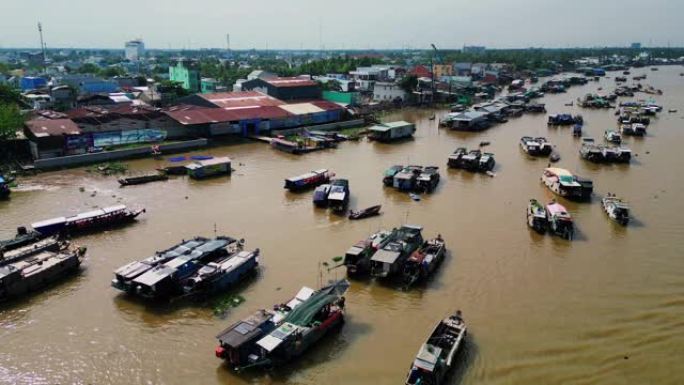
[99,66,126,78]
[399,75,418,93]
[0,84,22,105]
[0,103,24,141]
[77,63,101,74]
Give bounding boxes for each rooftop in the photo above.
[25,118,82,137]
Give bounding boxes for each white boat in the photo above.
[602,194,630,225]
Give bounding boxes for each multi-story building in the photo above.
[169,59,201,93]
[125,39,145,61]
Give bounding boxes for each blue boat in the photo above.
[182,248,259,296]
[313,184,331,207]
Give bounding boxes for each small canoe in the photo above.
[348,205,382,220]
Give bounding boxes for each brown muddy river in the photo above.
[2,66,684,385]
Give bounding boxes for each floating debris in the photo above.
[213,294,246,317]
[87,162,129,175]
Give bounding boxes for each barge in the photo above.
[284,169,332,191]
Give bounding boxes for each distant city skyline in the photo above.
[1,0,683,50]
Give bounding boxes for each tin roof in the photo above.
[25,118,82,137]
[198,91,285,109]
[265,77,318,88]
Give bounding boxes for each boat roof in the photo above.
[546,202,569,216]
[256,322,297,352]
[371,248,401,264]
[216,309,274,348]
[133,265,176,286]
[346,241,369,256]
[31,216,67,229]
[545,167,574,177]
[414,344,443,372]
[215,251,254,273]
[285,286,316,310]
[369,121,413,132]
[67,205,128,223]
[186,157,231,170]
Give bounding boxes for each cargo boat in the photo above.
[542,168,592,202]
[185,157,231,179]
[118,173,169,186]
[0,227,44,253]
[343,230,393,276]
[182,248,259,297]
[383,165,404,186]
[416,167,441,193]
[368,121,416,142]
[0,242,86,301]
[447,148,468,168]
[1,236,63,266]
[402,236,446,289]
[327,179,350,213]
[112,237,215,292]
[125,237,257,300]
[526,199,548,234]
[370,225,424,279]
[405,311,467,385]
[30,205,145,237]
[215,285,317,369]
[312,184,331,207]
[520,136,553,156]
[546,202,574,240]
[240,279,349,370]
[284,169,332,191]
[392,166,422,192]
[0,175,10,199]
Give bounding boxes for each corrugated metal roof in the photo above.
[199,91,285,109]
[25,118,82,137]
[279,103,324,115]
[164,106,293,125]
[265,77,318,88]
[309,100,344,111]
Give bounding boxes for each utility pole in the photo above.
[38,22,47,74]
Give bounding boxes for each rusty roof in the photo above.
[198,91,285,109]
[25,118,82,137]
[265,77,318,88]
[164,106,293,126]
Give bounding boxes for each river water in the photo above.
[2,66,684,385]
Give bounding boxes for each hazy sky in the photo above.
[2,0,683,50]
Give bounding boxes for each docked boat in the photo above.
[604,129,622,144]
[602,194,630,225]
[402,236,446,289]
[348,205,382,220]
[0,242,86,301]
[546,201,574,240]
[0,236,63,266]
[327,179,350,213]
[580,137,604,162]
[239,279,349,370]
[447,148,468,168]
[520,136,553,156]
[383,165,404,186]
[572,124,583,137]
[602,146,632,163]
[461,150,482,171]
[416,166,440,193]
[185,157,231,179]
[113,236,257,300]
[112,237,215,292]
[370,225,424,279]
[182,248,259,296]
[621,123,647,136]
[549,150,561,163]
[343,229,393,276]
[393,166,422,192]
[284,169,332,191]
[118,172,169,186]
[214,285,317,369]
[478,152,496,172]
[0,175,11,199]
[368,121,416,142]
[312,184,331,207]
[542,168,592,201]
[548,114,583,126]
[0,227,44,253]
[30,205,145,237]
[405,311,467,385]
[526,199,548,234]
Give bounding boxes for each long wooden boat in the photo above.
[602,194,630,226]
[348,205,381,220]
[30,205,145,237]
[405,311,467,385]
[118,173,169,186]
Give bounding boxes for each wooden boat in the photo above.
[0,227,44,253]
[370,225,424,279]
[447,148,468,168]
[402,236,446,289]
[405,311,467,385]
[0,236,63,267]
[118,172,168,186]
[428,115,436,121]
[30,205,145,237]
[327,179,350,213]
[0,242,86,301]
[602,194,630,225]
[416,166,440,193]
[239,280,349,370]
[546,202,574,240]
[348,205,381,220]
[185,157,231,179]
[119,236,258,301]
[343,230,393,276]
[284,169,332,191]
[383,165,404,186]
[312,184,331,207]
[573,124,583,137]
[214,286,317,369]
[549,151,561,163]
[520,136,553,156]
[526,199,548,234]
[542,168,592,201]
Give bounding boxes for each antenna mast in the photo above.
[38,22,47,73]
